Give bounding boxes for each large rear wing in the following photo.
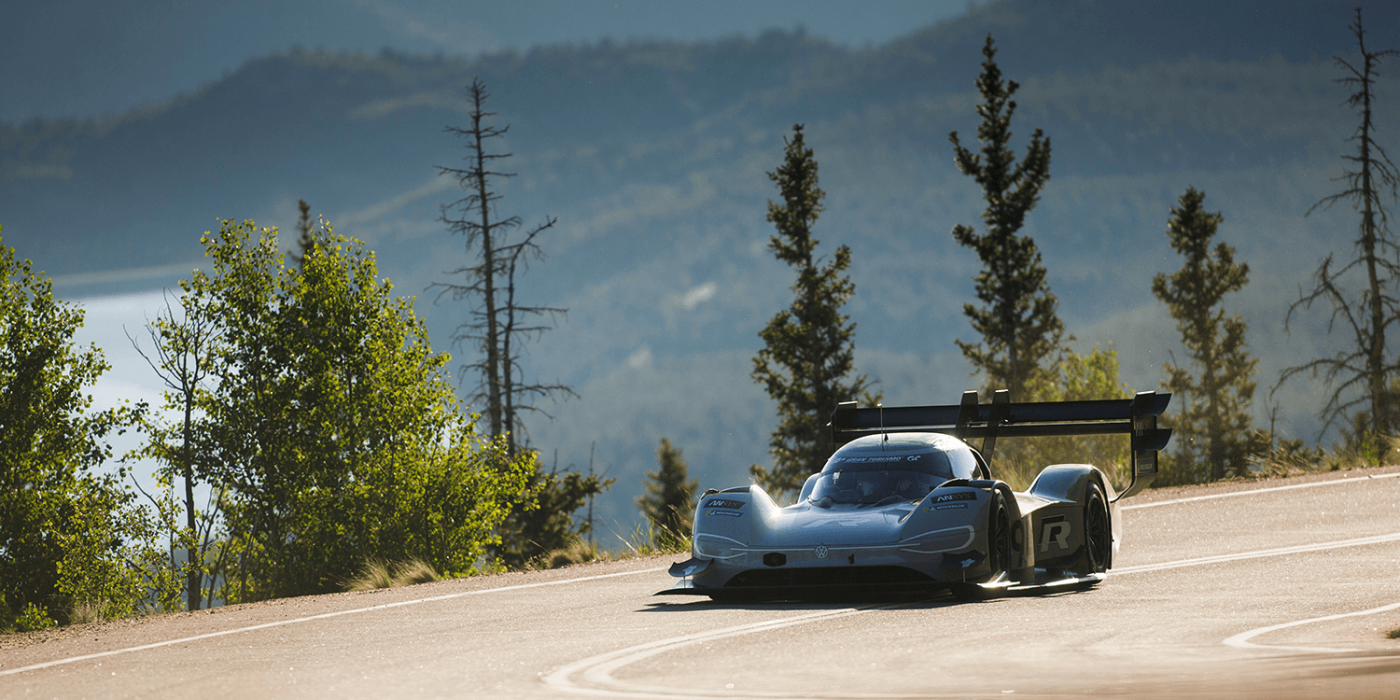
[829,390,1172,500]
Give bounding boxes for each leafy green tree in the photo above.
[1279,10,1400,462]
[128,290,220,610]
[0,228,151,625]
[1017,346,1130,480]
[1152,188,1257,482]
[751,124,873,500]
[56,477,183,620]
[948,35,1063,401]
[174,219,533,600]
[637,438,697,547]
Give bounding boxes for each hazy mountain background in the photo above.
[3,0,1398,540]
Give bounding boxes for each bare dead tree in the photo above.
[436,78,572,454]
[496,225,576,452]
[1278,9,1400,455]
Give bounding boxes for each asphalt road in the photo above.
[4,466,1399,699]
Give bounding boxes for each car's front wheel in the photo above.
[953,490,1013,601]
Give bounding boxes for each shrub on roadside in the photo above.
[15,602,56,632]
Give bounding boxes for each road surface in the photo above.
[3,466,1398,699]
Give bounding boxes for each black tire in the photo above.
[1083,481,1111,574]
[987,489,1013,577]
[953,490,1013,601]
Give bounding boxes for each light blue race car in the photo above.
[659,390,1172,601]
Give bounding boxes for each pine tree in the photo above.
[494,466,611,569]
[751,124,872,500]
[637,438,697,547]
[1152,188,1257,482]
[1279,9,1400,460]
[290,199,317,267]
[948,35,1062,401]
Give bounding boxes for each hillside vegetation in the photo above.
[3,0,1399,624]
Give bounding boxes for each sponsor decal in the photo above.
[703,499,745,510]
[706,510,742,518]
[933,503,968,510]
[932,491,977,504]
[1039,517,1071,553]
[831,455,909,464]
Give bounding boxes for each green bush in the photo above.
[15,602,56,632]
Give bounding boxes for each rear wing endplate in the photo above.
[829,390,1172,501]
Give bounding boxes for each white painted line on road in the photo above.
[0,566,667,678]
[1223,601,1400,654]
[547,533,1400,699]
[1122,472,1400,510]
[1112,531,1400,575]
[543,606,892,699]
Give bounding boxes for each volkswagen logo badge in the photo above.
[815,545,829,559]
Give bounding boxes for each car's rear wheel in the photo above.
[1083,481,1110,574]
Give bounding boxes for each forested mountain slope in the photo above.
[3,0,1396,531]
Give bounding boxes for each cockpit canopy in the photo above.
[805,433,982,507]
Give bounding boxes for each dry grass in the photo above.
[391,558,441,586]
[67,601,104,626]
[344,558,441,591]
[538,538,604,569]
[612,523,691,559]
[527,526,692,571]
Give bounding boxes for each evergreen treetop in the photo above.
[637,437,697,547]
[751,124,872,500]
[1152,188,1257,482]
[949,35,1062,401]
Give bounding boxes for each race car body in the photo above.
[660,390,1171,600]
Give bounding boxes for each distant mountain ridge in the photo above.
[3,0,1398,532]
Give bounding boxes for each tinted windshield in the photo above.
[822,448,954,478]
[807,469,943,507]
